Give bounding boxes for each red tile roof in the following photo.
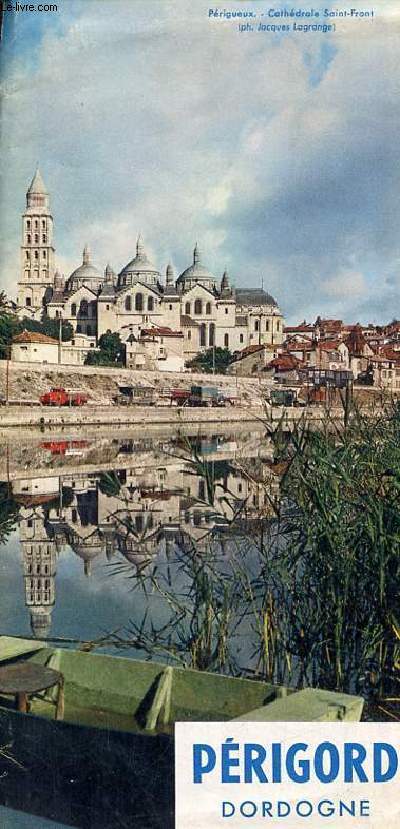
[233,344,271,362]
[345,327,369,356]
[284,323,315,333]
[265,354,301,371]
[286,341,314,351]
[318,340,345,351]
[13,329,58,345]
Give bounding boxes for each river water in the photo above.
[0,425,275,662]
[0,424,396,827]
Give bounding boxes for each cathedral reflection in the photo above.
[6,432,279,637]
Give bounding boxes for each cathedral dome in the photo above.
[67,245,102,293]
[235,288,278,308]
[118,235,160,288]
[176,244,217,293]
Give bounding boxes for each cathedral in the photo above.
[16,169,284,362]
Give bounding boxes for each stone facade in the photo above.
[16,171,284,362]
[11,330,59,364]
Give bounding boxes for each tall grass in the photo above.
[110,405,400,708]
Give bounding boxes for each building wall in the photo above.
[11,341,59,364]
[229,346,276,377]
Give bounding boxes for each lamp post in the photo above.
[58,312,62,365]
[5,343,10,405]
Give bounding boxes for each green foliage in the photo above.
[109,405,400,708]
[0,484,19,545]
[18,315,74,343]
[85,331,124,366]
[0,293,73,358]
[267,405,400,693]
[0,310,18,359]
[98,471,122,497]
[186,347,233,375]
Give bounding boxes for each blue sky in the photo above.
[0,0,399,324]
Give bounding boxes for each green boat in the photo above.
[0,636,364,828]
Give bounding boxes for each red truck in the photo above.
[170,388,191,406]
[40,387,88,407]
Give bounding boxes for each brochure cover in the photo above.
[0,1,399,827]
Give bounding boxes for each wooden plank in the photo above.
[0,636,47,662]
[233,688,364,722]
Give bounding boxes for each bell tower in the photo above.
[17,168,56,316]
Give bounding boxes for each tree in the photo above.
[0,291,76,360]
[85,331,124,366]
[0,483,19,545]
[186,347,233,375]
[0,305,19,359]
[19,315,74,342]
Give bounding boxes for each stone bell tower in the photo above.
[17,168,56,317]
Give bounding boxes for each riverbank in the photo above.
[0,360,267,406]
[0,401,339,429]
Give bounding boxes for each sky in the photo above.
[0,0,399,324]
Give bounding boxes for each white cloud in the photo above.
[323,269,366,298]
[0,0,399,325]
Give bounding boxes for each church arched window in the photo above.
[125,295,132,311]
[42,220,46,229]
[209,323,215,347]
[185,302,190,315]
[200,323,206,346]
[34,251,39,259]
[26,220,31,230]
[206,302,211,315]
[135,293,143,311]
[224,333,229,348]
[26,297,31,307]
[148,296,154,311]
[87,325,92,336]
[34,220,38,229]
[42,234,46,243]
[194,299,202,315]
[43,250,46,259]
[35,234,39,244]
[71,303,77,317]
[26,251,30,260]
[27,234,31,244]
[90,301,96,318]
[80,300,88,317]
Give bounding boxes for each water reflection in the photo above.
[1,420,398,714]
[1,429,278,644]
